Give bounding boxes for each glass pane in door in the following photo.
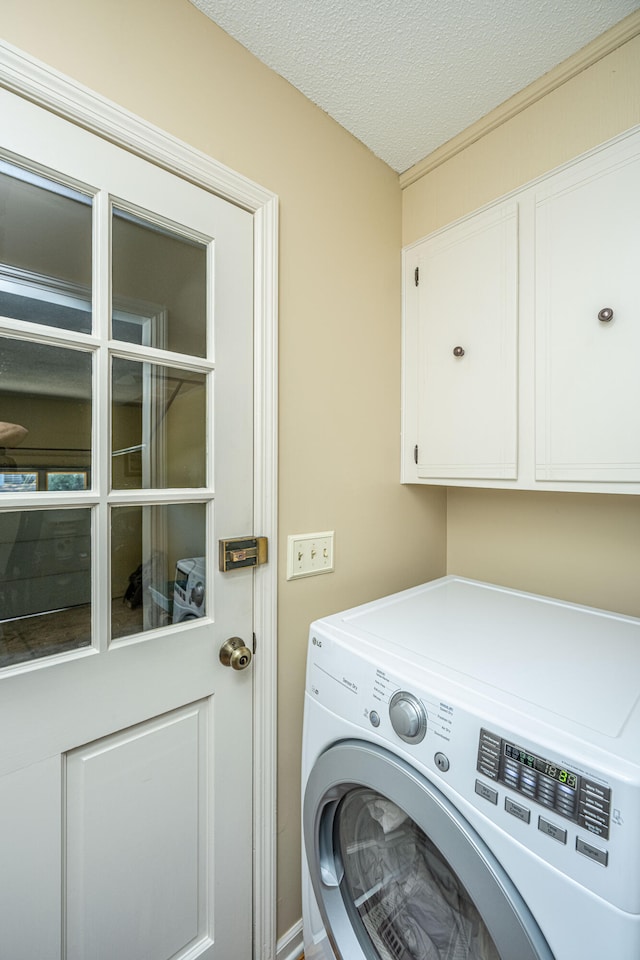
[0,507,91,668]
[111,502,206,640]
[111,208,206,356]
[0,160,92,334]
[338,788,500,960]
[112,358,206,490]
[0,337,92,487]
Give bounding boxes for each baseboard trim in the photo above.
[276,918,304,960]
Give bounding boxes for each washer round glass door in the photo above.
[304,740,553,960]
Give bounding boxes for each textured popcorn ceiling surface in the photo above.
[189,0,639,173]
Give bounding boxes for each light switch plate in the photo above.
[286,531,334,580]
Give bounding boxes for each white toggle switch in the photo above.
[287,531,334,580]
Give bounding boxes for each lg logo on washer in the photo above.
[312,636,323,648]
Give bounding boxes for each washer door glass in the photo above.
[338,787,499,960]
[304,741,553,960]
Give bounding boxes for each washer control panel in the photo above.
[477,728,611,840]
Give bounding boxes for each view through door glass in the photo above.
[0,160,93,666]
[0,160,211,666]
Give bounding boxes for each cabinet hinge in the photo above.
[414,444,419,464]
[253,632,257,655]
[414,266,420,287]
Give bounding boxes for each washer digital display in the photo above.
[504,742,579,790]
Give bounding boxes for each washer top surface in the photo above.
[326,577,640,738]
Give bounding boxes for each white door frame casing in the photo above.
[0,39,279,960]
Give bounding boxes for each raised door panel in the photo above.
[535,144,640,482]
[415,202,518,480]
[65,703,209,960]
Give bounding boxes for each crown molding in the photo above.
[400,9,640,189]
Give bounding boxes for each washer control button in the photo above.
[434,752,450,773]
[389,691,427,744]
[505,797,531,824]
[576,837,608,867]
[475,780,498,805]
[369,710,381,728]
[538,817,567,844]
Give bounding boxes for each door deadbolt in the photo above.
[220,636,252,671]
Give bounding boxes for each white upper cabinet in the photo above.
[534,140,640,484]
[412,202,518,481]
[402,125,640,494]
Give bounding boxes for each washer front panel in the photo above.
[306,625,640,913]
[304,740,553,960]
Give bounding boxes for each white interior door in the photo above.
[0,87,254,960]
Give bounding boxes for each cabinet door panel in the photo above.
[416,203,518,480]
[535,151,640,482]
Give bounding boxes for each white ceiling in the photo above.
[189,0,639,173]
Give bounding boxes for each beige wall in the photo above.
[402,34,640,619]
[1,0,447,939]
[445,489,640,618]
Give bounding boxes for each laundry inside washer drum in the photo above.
[337,789,500,960]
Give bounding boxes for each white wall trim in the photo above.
[276,918,304,960]
[251,185,280,960]
[399,8,640,188]
[0,41,271,212]
[0,38,279,960]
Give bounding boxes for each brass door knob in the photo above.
[220,636,252,670]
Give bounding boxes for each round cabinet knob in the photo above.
[389,691,427,744]
[219,636,252,671]
[598,307,614,323]
[453,346,465,357]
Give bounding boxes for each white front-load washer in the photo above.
[302,576,640,960]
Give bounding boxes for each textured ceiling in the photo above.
[189,0,639,173]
